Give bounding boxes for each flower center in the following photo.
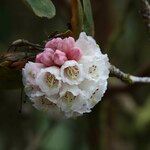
[89,65,97,73]
[29,71,35,78]
[45,73,58,88]
[90,88,99,104]
[89,65,99,77]
[63,91,76,102]
[40,98,55,106]
[65,66,79,79]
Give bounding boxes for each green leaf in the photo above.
[25,0,56,19]
[82,0,94,36]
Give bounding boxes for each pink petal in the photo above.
[45,38,63,50]
[41,52,54,67]
[67,47,83,61]
[62,37,75,52]
[35,48,54,67]
[53,50,68,66]
[35,53,43,63]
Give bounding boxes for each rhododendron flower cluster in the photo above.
[22,32,110,118]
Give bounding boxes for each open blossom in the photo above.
[75,32,101,57]
[32,96,63,118]
[24,85,44,99]
[79,79,107,108]
[79,55,110,81]
[58,84,91,117]
[60,60,84,85]
[22,62,44,98]
[36,66,61,97]
[22,61,44,85]
[22,32,110,118]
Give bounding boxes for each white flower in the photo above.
[36,66,61,97]
[22,62,44,99]
[79,80,97,98]
[57,84,91,117]
[22,32,110,118]
[79,79,107,109]
[75,32,101,57]
[22,61,44,85]
[24,85,44,99]
[60,60,84,85]
[79,55,110,81]
[45,94,60,104]
[32,96,63,118]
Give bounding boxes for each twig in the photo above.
[109,64,150,84]
[7,39,43,51]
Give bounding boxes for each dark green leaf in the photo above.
[82,0,94,36]
[25,0,56,19]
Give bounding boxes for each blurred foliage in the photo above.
[0,0,150,150]
[24,0,56,19]
[82,0,94,36]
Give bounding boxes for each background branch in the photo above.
[110,64,150,84]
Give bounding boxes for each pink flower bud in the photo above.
[62,37,75,52]
[45,38,63,50]
[53,50,68,66]
[35,48,54,67]
[67,47,83,61]
[35,53,43,63]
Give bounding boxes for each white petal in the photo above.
[24,85,44,100]
[75,32,101,57]
[79,55,110,81]
[36,66,61,97]
[64,111,81,118]
[59,83,80,97]
[79,79,98,98]
[22,61,44,85]
[32,96,63,118]
[46,94,60,104]
[88,80,107,109]
[58,84,81,112]
[60,60,84,85]
[79,79,108,109]
[71,93,91,114]
[58,84,90,116]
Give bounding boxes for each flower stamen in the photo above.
[65,66,79,79]
[41,98,54,106]
[63,91,76,103]
[45,73,58,88]
[29,71,35,78]
[89,65,97,74]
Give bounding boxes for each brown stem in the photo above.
[7,39,43,51]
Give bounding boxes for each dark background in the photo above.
[0,0,150,150]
